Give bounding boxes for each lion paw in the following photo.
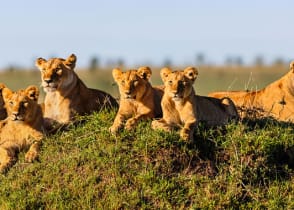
[25,150,38,163]
[125,119,137,130]
[180,128,192,142]
[151,120,161,130]
[151,120,173,132]
[109,125,119,134]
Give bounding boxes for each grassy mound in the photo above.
[0,110,293,209]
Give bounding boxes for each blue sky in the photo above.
[0,0,293,69]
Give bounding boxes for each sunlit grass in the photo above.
[0,65,293,209]
[0,110,293,209]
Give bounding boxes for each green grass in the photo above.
[0,65,293,209]
[0,110,293,209]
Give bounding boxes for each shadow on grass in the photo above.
[243,117,294,180]
[172,118,294,183]
[230,117,294,185]
[150,124,229,178]
[242,116,294,132]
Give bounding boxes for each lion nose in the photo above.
[44,79,53,84]
[125,90,131,95]
[12,112,19,119]
[172,90,178,95]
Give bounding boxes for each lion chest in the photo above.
[173,100,196,124]
[119,99,152,118]
[44,93,72,123]
[163,100,196,124]
[0,123,42,147]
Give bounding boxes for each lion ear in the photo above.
[2,88,13,103]
[160,67,172,82]
[0,83,6,97]
[290,61,294,73]
[25,85,39,101]
[184,67,198,82]
[35,58,47,70]
[65,54,77,70]
[0,83,6,92]
[137,66,152,80]
[112,68,123,82]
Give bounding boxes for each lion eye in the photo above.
[23,102,29,107]
[168,81,173,85]
[121,80,125,85]
[9,101,13,106]
[56,68,62,75]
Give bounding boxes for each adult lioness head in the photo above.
[160,67,198,101]
[112,66,152,100]
[35,54,77,92]
[2,86,40,123]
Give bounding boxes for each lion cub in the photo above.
[152,67,239,142]
[110,67,164,133]
[35,54,118,130]
[0,86,44,173]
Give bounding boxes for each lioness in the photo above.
[0,83,7,120]
[152,67,239,142]
[208,61,294,122]
[110,67,164,133]
[0,86,44,173]
[35,54,118,129]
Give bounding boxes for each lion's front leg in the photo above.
[25,141,41,163]
[180,119,196,142]
[125,114,147,131]
[151,119,178,132]
[0,146,16,173]
[110,113,126,134]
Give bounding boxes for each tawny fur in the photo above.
[152,67,239,142]
[0,86,44,173]
[208,61,294,122]
[110,67,164,133]
[0,83,8,120]
[35,54,118,129]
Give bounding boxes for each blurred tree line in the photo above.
[87,53,288,71]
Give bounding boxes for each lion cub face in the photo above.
[35,54,77,92]
[2,86,39,122]
[112,67,152,100]
[160,67,198,101]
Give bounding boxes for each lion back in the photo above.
[88,88,118,110]
[195,95,239,126]
[153,85,165,118]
